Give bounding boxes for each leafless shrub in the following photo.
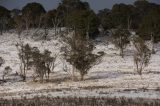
[133,36,151,76]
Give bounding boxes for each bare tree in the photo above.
[112,27,130,58]
[133,36,151,76]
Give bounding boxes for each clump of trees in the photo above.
[22,2,46,30]
[31,48,57,82]
[0,0,100,38]
[16,43,56,82]
[0,0,159,41]
[133,36,151,76]
[0,6,10,35]
[98,0,160,41]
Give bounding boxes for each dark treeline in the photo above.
[98,0,160,42]
[0,0,99,38]
[0,0,159,40]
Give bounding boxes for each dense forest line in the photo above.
[0,0,160,40]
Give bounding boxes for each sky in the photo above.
[0,0,160,13]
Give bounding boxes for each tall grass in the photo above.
[0,96,160,106]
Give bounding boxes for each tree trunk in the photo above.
[80,74,84,81]
[60,27,62,34]
[55,27,57,36]
[72,66,76,81]
[120,48,124,58]
[2,75,4,81]
[0,28,2,35]
[0,24,3,35]
[151,33,155,54]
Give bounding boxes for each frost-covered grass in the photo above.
[0,30,160,99]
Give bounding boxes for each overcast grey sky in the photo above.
[0,0,160,12]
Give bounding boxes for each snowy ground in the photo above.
[0,29,160,99]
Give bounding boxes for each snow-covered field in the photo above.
[0,30,160,99]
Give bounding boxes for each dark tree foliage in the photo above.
[57,0,90,27]
[0,6,10,17]
[44,9,63,36]
[67,9,99,38]
[0,6,10,35]
[97,9,114,31]
[57,0,99,37]
[10,9,21,17]
[98,0,160,31]
[111,3,136,29]
[133,0,159,29]
[99,4,136,30]
[138,7,160,42]
[22,2,46,28]
[60,0,89,13]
